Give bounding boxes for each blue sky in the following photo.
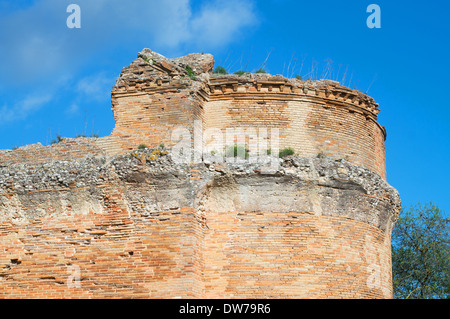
[0,0,449,216]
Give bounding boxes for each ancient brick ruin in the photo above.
[0,49,401,298]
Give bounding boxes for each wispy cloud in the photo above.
[76,73,115,102]
[190,0,257,48]
[65,103,79,116]
[0,93,53,124]
[0,0,258,85]
[61,72,115,117]
[0,0,257,125]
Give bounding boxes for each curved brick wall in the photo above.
[0,153,400,299]
[202,211,392,298]
[206,75,387,179]
[110,52,210,153]
[0,49,400,299]
[0,210,392,298]
[0,50,387,181]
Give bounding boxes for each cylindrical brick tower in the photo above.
[0,49,401,299]
[108,49,401,298]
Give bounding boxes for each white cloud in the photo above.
[190,0,257,48]
[76,73,115,101]
[66,103,79,116]
[0,0,258,124]
[0,0,258,84]
[0,93,53,124]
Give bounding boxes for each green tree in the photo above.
[392,202,450,299]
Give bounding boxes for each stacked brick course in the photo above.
[206,75,386,178]
[0,49,387,179]
[0,49,400,298]
[0,153,400,298]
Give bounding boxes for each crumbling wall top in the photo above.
[113,48,214,92]
[114,48,380,118]
[0,149,401,232]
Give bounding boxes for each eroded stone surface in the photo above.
[0,47,400,298]
[0,150,400,231]
[0,149,401,298]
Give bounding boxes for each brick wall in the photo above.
[206,76,387,179]
[110,89,207,152]
[202,211,392,298]
[0,138,109,166]
[0,51,397,299]
[109,53,209,153]
[0,72,387,180]
[0,200,204,298]
[0,155,400,298]
[0,208,392,298]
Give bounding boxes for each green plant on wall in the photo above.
[225,144,250,159]
[50,135,65,145]
[278,147,295,158]
[317,151,326,158]
[142,56,155,64]
[185,65,197,80]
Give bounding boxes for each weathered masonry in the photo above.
[0,49,400,298]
